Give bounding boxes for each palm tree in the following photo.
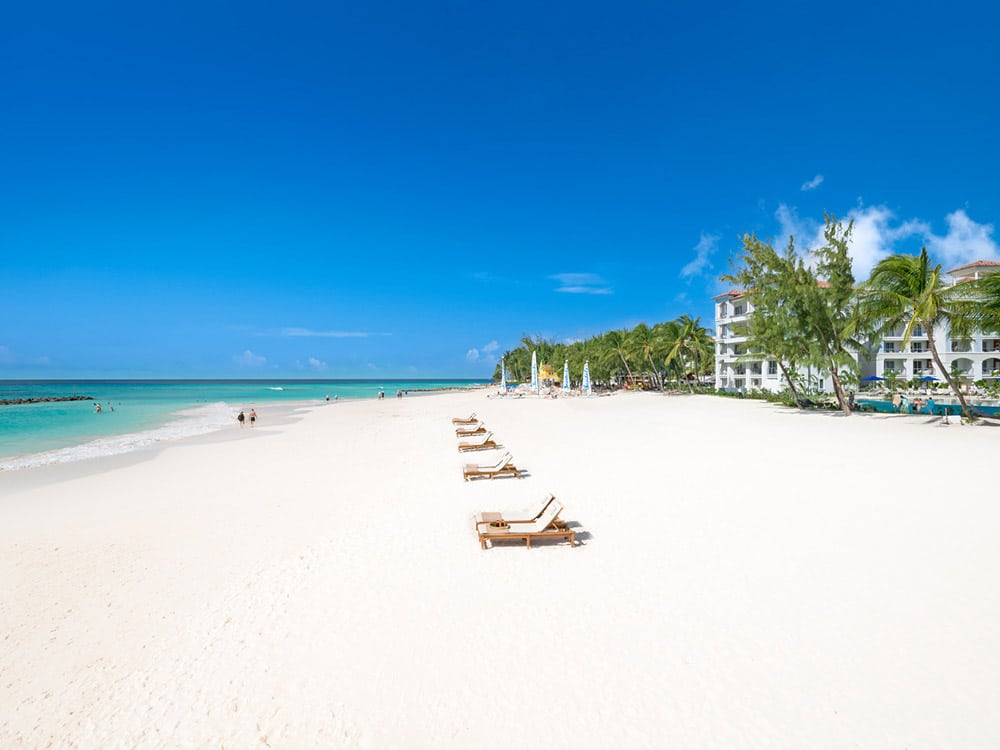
[663,315,708,393]
[628,323,663,390]
[856,248,974,418]
[602,329,635,386]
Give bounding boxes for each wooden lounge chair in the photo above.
[455,422,487,438]
[473,493,555,529]
[457,431,499,452]
[452,412,478,425]
[462,451,522,481]
[477,499,575,549]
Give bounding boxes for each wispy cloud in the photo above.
[680,233,719,278]
[307,357,327,371]
[278,328,389,338]
[551,273,613,295]
[801,174,824,191]
[233,349,266,367]
[466,340,500,362]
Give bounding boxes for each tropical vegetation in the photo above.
[493,315,714,391]
[854,248,978,419]
[722,214,860,415]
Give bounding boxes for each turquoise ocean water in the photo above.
[0,380,487,469]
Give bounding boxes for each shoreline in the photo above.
[0,383,491,473]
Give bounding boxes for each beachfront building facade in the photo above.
[713,289,834,393]
[715,260,1000,393]
[869,260,1000,383]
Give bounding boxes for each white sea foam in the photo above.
[0,402,237,471]
[267,387,284,391]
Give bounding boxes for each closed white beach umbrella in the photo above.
[500,358,507,391]
[531,350,538,392]
[582,360,592,395]
[563,359,570,391]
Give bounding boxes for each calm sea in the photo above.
[0,380,487,470]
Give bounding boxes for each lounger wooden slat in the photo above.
[462,451,522,481]
[451,412,478,425]
[473,494,555,529]
[455,423,486,438]
[477,500,575,549]
[458,432,499,452]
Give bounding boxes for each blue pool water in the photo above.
[855,398,1000,417]
[0,380,486,469]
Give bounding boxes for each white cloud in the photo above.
[466,348,480,362]
[926,210,1000,269]
[280,328,386,338]
[481,340,499,354]
[551,273,613,295]
[233,350,266,367]
[680,232,719,278]
[307,357,328,371]
[772,203,999,279]
[801,174,824,191]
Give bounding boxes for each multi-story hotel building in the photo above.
[713,289,832,393]
[870,260,1000,382]
[714,260,1000,393]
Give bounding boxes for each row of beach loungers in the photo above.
[452,412,575,550]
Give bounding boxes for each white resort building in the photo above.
[714,260,1000,393]
[713,288,834,393]
[870,260,1000,383]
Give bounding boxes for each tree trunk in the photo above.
[777,361,801,405]
[828,367,852,416]
[927,328,972,419]
[646,353,663,391]
[618,351,634,383]
[818,337,852,415]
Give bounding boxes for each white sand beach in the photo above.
[2,392,999,748]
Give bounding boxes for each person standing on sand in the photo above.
[237,410,245,428]
[892,393,902,412]
[249,408,256,428]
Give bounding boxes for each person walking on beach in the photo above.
[237,410,245,428]
[249,408,256,428]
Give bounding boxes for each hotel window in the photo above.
[733,304,745,316]
[884,342,896,353]
[767,360,778,375]
[750,363,762,375]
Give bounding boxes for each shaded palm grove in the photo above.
[492,315,714,391]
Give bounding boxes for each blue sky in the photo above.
[3,1,999,378]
